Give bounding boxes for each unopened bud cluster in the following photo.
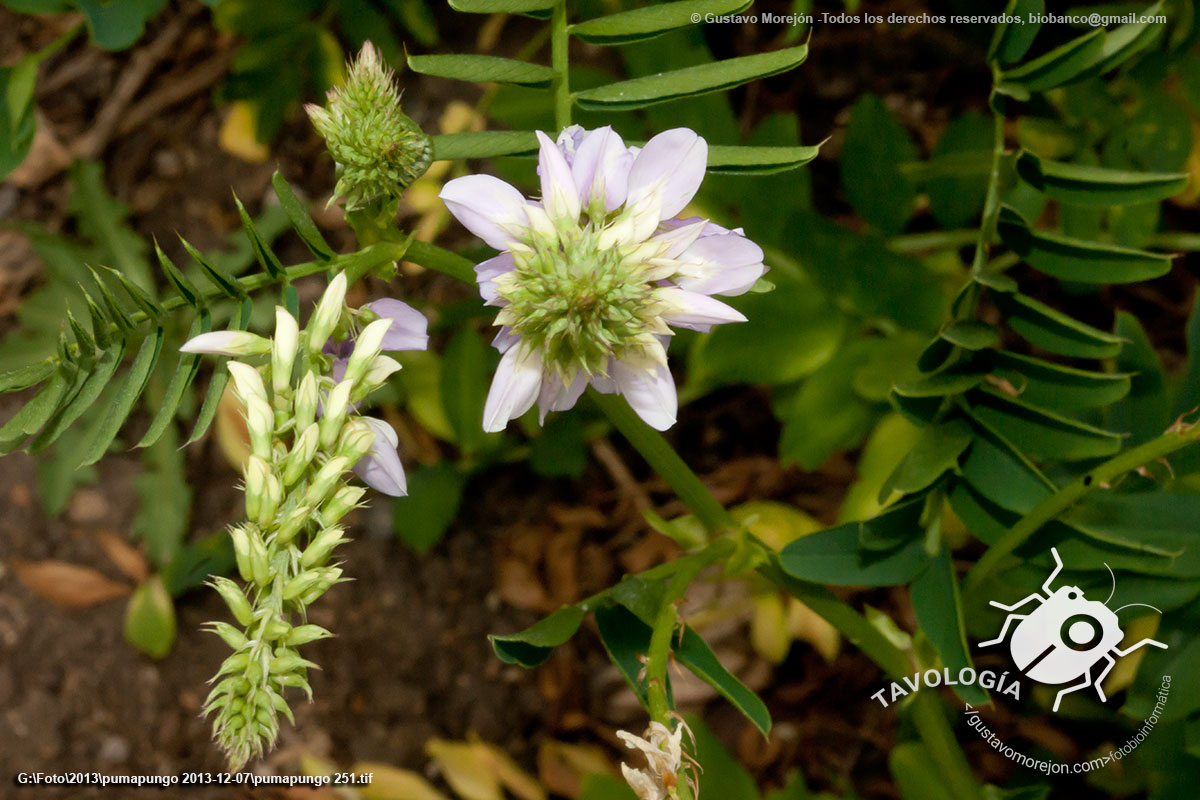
[197,273,397,769]
[306,42,432,213]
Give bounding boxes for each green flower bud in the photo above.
[210,577,254,627]
[275,505,312,545]
[301,526,347,569]
[257,473,283,529]
[343,317,391,385]
[282,570,324,601]
[305,456,350,506]
[305,42,432,212]
[282,422,320,487]
[318,380,354,449]
[286,624,334,646]
[319,486,365,527]
[228,525,255,583]
[293,371,318,433]
[337,419,376,465]
[205,621,249,651]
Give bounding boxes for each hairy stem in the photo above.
[965,423,1200,591]
[551,0,571,131]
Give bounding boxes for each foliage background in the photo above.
[1,0,1199,798]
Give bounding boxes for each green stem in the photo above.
[645,561,709,724]
[551,0,572,131]
[588,389,734,535]
[965,424,1200,592]
[403,239,478,284]
[910,691,981,800]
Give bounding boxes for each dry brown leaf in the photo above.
[11,559,131,608]
[93,530,150,583]
[426,739,502,800]
[470,738,546,800]
[353,761,451,800]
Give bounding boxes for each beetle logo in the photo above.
[980,547,1167,712]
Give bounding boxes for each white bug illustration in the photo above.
[979,547,1168,712]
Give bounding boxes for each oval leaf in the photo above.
[408,54,557,88]
[571,0,752,45]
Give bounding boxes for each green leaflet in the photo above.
[179,237,245,299]
[77,326,165,466]
[998,28,1105,93]
[894,367,988,398]
[137,311,210,449]
[705,144,820,175]
[840,94,918,235]
[1108,312,1169,445]
[448,0,554,15]
[134,419,191,567]
[998,205,1171,283]
[958,427,1055,516]
[153,239,202,308]
[408,54,557,88]
[987,0,1043,64]
[911,550,988,705]
[940,320,1000,350]
[0,370,70,453]
[123,576,176,659]
[880,419,973,499]
[675,626,771,737]
[594,604,653,705]
[890,742,958,800]
[1069,1,1166,82]
[271,171,334,260]
[27,344,125,454]
[490,604,586,668]
[983,350,1132,410]
[439,327,489,454]
[992,291,1124,358]
[1016,151,1188,206]
[432,131,538,160]
[233,192,285,279]
[570,0,752,45]
[964,387,1123,461]
[0,359,56,393]
[391,462,467,554]
[187,299,250,445]
[779,499,932,587]
[572,45,807,110]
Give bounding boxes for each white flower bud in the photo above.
[281,422,319,487]
[181,330,271,357]
[318,380,354,449]
[352,355,402,403]
[271,307,299,395]
[226,361,268,405]
[337,419,376,464]
[257,472,282,529]
[293,371,318,433]
[342,318,392,385]
[243,457,267,523]
[228,526,254,583]
[245,396,275,461]
[305,272,347,354]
